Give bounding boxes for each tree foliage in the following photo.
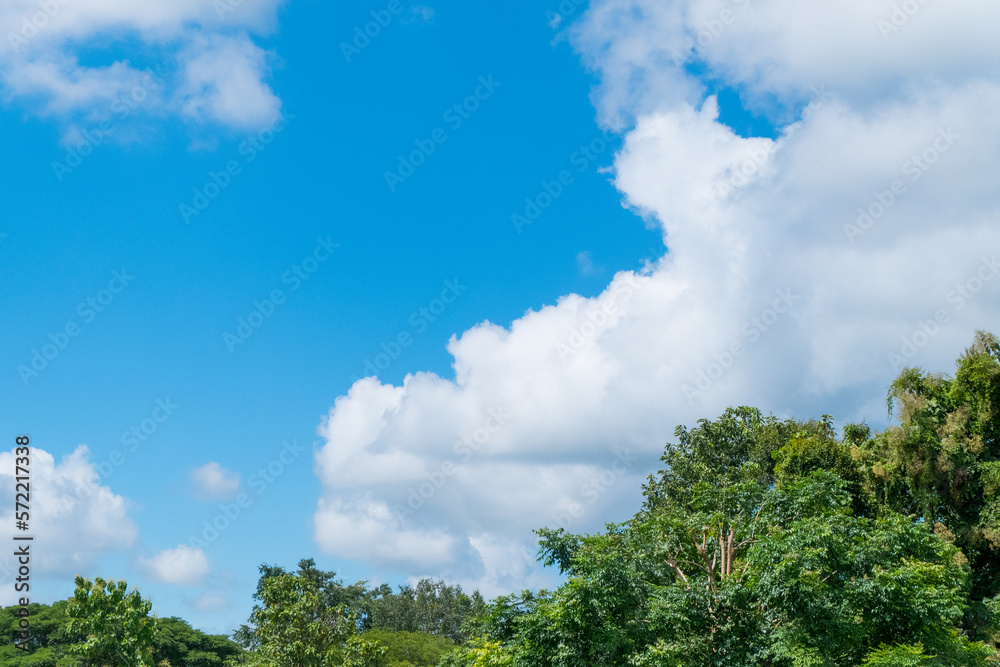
[0,600,82,667]
[0,597,242,667]
[361,630,455,667]
[152,616,244,667]
[855,331,1000,623]
[445,333,1000,666]
[235,567,383,667]
[365,580,486,644]
[66,576,158,667]
[17,334,1000,666]
[233,557,486,665]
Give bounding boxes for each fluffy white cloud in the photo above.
[569,0,1000,126]
[314,0,1000,593]
[177,33,281,128]
[190,461,241,501]
[0,446,137,584]
[136,544,210,586]
[0,0,284,131]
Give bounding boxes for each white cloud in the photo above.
[0,0,285,131]
[315,494,457,571]
[567,0,1000,127]
[2,56,151,116]
[0,446,138,602]
[177,33,281,129]
[576,250,599,275]
[190,462,241,501]
[136,544,210,586]
[408,5,436,23]
[314,0,1000,594]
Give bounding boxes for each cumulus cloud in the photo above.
[190,462,241,501]
[0,446,137,583]
[313,0,1000,594]
[0,0,285,132]
[136,545,210,586]
[176,33,281,128]
[568,0,1000,127]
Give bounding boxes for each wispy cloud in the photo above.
[190,462,241,501]
[0,0,286,134]
[576,250,600,275]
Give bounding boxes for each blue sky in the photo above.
[0,0,669,632]
[2,0,1000,638]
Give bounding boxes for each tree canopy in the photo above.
[444,332,1000,666]
[66,576,158,667]
[232,558,486,667]
[11,332,1000,667]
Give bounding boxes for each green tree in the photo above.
[0,599,244,667]
[361,630,453,667]
[854,331,1000,640]
[366,580,485,643]
[152,616,244,667]
[0,600,82,667]
[450,395,998,666]
[236,568,383,667]
[66,576,157,667]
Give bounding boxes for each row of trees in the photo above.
[0,584,242,667]
[9,331,1000,666]
[440,331,1000,666]
[231,558,485,666]
[234,559,485,646]
[1,564,483,667]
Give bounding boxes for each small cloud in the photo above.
[176,33,282,130]
[136,545,209,586]
[576,251,600,276]
[408,5,435,23]
[188,591,230,613]
[548,13,563,29]
[190,462,241,501]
